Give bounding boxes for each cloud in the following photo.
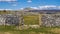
[12,4,17,6]
[0,0,17,2]
[27,0,32,3]
[39,5,57,10]
[31,7,38,9]
[4,9,12,10]
[20,8,24,10]
[20,5,58,10]
[8,1,17,6]
[0,9,12,10]
[28,5,60,10]
[58,6,60,9]
[39,5,56,8]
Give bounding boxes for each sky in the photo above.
[0,0,60,10]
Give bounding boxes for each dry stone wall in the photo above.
[0,14,20,26]
[41,14,60,27]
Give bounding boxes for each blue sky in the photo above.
[0,0,60,10]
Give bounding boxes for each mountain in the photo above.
[21,7,60,14]
[21,5,60,10]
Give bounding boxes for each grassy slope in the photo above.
[0,26,60,34]
[24,15,39,25]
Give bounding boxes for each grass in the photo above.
[0,26,60,34]
[0,25,16,31]
[23,15,39,25]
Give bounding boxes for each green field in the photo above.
[24,15,39,25]
[0,26,60,34]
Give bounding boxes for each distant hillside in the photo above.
[0,8,60,14]
[24,10,60,14]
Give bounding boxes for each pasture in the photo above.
[0,26,60,34]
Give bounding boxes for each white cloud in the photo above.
[12,4,17,6]
[27,0,32,3]
[39,5,56,8]
[39,5,57,10]
[0,9,12,10]
[8,1,17,6]
[58,6,60,9]
[0,9,4,10]
[20,8,24,10]
[20,5,59,10]
[5,9,12,10]
[0,0,17,2]
[31,7,38,9]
